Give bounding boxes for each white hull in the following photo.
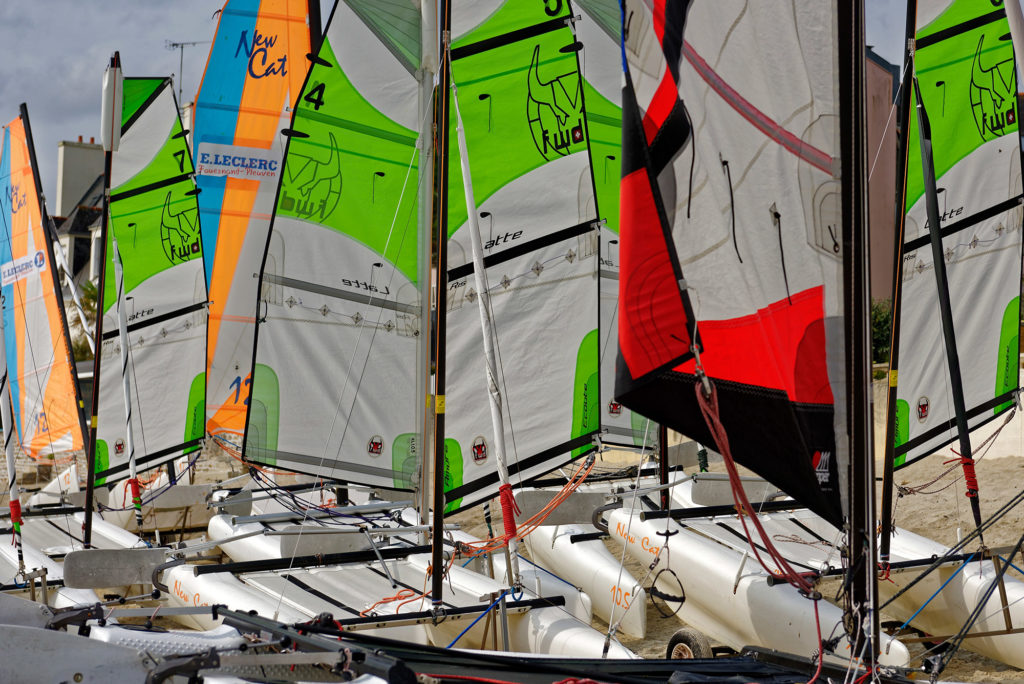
[524,523,647,639]
[608,505,911,666]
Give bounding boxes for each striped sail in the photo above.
[0,109,86,459]
[196,0,312,451]
[95,77,208,484]
[890,1,1023,469]
[615,2,847,526]
[243,0,427,486]
[441,1,600,511]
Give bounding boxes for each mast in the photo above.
[111,237,142,532]
[880,0,917,570]
[84,51,121,547]
[450,80,521,587]
[838,0,879,659]
[430,0,452,609]
[417,0,439,537]
[911,76,985,538]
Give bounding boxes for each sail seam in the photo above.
[109,173,194,203]
[447,220,596,281]
[450,17,568,61]
[94,437,204,479]
[100,302,206,341]
[903,195,1024,252]
[894,391,1018,458]
[121,78,171,136]
[261,273,418,314]
[916,10,1006,50]
[443,433,596,504]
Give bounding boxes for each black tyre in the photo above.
[666,627,713,659]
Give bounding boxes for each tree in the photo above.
[68,280,98,362]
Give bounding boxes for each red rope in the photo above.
[958,458,979,498]
[498,483,520,539]
[8,499,22,527]
[694,382,816,596]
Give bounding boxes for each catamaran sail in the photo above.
[196,0,313,450]
[94,76,208,485]
[441,2,601,512]
[245,2,602,514]
[614,2,848,527]
[572,0,656,451]
[887,1,1023,471]
[0,107,87,460]
[243,0,427,488]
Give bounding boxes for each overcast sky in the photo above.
[0,0,332,209]
[0,0,972,210]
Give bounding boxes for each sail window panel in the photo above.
[892,1,1023,468]
[0,116,85,458]
[97,77,208,485]
[245,2,423,489]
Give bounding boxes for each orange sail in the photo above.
[0,108,87,459]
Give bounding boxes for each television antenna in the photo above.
[165,40,210,104]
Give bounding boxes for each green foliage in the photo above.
[69,280,97,362]
[871,298,892,366]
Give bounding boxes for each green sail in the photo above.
[95,76,207,483]
[891,1,1023,468]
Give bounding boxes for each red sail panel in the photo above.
[615,1,845,527]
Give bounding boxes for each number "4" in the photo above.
[304,83,326,111]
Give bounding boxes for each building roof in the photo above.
[55,173,104,237]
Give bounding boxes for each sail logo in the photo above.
[608,400,622,417]
[970,34,1017,141]
[471,436,488,464]
[526,45,585,161]
[280,132,342,221]
[916,396,929,422]
[367,435,384,456]
[812,450,832,486]
[235,29,287,79]
[159,192,201,265]
[6,183,27,215]
[1,250,46,286]
[196,143,280,180]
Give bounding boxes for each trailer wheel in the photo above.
[666,627,713,659]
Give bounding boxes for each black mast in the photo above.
[83,51,120,547]
[838,0,879,660]
[430,0,453,608]
[911,76,985,538]
[880,0,917,571]
[19,103,92,455]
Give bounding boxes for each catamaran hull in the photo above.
[607,507,910,666]
[882,528,1024,669]
[524,523,647,639]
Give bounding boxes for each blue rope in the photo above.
[517,554,576,588]
[998,555,1024,577]
[446,588,511,648]
[895,552,977,633]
